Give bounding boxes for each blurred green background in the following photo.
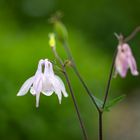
[0,0,140,140]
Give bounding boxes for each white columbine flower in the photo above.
[43,59,68,104]
[17,59,68,107]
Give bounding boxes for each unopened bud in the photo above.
[54,21,68,42]
[64,60,73,67]
[49,33,56,48]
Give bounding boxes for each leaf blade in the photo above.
[104,94,126,111]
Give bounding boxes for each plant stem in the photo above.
[100,27,140,139]
[63,69,88,140]
[73,66,100,111]
[62,41,100,112]
[97,48,117,140]
[124,26,140,42]
[102,48,117,109]
[60,26,140,140]
[62,41,105,140]
[62,40,118,140]
[52,47,88,140]
[99,112,103,140]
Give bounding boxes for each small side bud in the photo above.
[49,33,56,48]
[64,60,73,67]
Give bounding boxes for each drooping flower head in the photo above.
[17,59,68,107]
[115,42,139,78]
[43,59,68,104]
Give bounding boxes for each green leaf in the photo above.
[94,96,103,108]
[104,94,126,112]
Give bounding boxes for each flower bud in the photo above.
[54,21,68,42]
[64,60,73,67]
[49,33,56,48]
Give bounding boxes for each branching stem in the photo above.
[62,41,100,112]
[51,47,88,140]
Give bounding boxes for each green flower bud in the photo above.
[54,21,68,42]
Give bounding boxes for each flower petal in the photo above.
[55,75,68,97]
[51,75,68,104]
[42,74,54,92]
[55,89,62,104]
[36,92,41,108]
[35,76,43,108]
[43,59,68,103]
[115,46,128,78]
[42,90,54,96]
[17,76,34,96]
[44,59,55,77]
[32,74,43,107]
[32,73,43,94]
[30,87,36,95]
[128,55,139,76]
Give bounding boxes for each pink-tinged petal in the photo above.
[115,48,128,78]
[116,60,128,78]
[127,55,139,76]
[122,43,133,56]
[123,43,139,76]
[115,43,139,77]
[17,76,34,96]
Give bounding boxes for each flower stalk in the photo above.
[50,15,140,139]
[99,112,103,140]
[17,59,68,107]
[58,26,140,140]
[61,39,104,140]
[62,40,100,112]
[99,26,140,140]
[102,48,117,109]
[97,48,117,140]
[124,26,140,42]
[51,42,88,140]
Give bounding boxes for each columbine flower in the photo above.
[115,43,139,78]
[17,59,68,107]
[43,59,68,103]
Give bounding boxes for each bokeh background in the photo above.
[0,0,140,140]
